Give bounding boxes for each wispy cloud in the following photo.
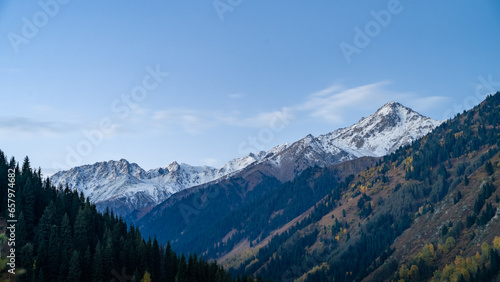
[151,107,294,134]
[152,109,224,134]
[296,82,450,123]
[297,81,394,123]
[232,107,294,128]
[124,81,448,136]
[0,116,79,137]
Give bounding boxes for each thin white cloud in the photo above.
[136,81,447,136]
[151,107,294,134]
[151,109,221,134]
[297,81,394,123]
[234,107,294,128]
[0,116,78,135]
[296,82,449,124]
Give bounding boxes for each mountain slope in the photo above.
[319,101,441,157]
[137,102,442,262]
[0,152,233,282]
[52,102,440,218]
[252,101,441,182]
[221,92,500,281]
[50,154,265,215]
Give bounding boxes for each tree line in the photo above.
[0,152,238,281]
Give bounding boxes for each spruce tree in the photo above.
[47,225,61,281]
[35,202,56,279]
[82,245,92,282]
[37,268,44,282]
[176,253,188,281]
[68,250,82,282]
[131,268,140,282]
[18,243,34,282]
[485,161,494,175]
[58,214,73,280]
[60,213,73,253]
[152,236,161,282]
[73,207,88,254]
[165,241,176,281]
[20,178,35,239]
[93,242,105,281]
[17,211,27,248]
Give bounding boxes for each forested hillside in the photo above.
[138,154,376,257]
[3,91,500,281]
[220,93,500,281]
[0,153,238,281]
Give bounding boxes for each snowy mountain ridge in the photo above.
[318,101,442,157]
[50,102,442,216]
[50,153,265,215]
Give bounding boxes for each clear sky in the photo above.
[1,0,499,175]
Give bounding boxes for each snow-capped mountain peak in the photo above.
[319,101,442,157]
[51,102,441,217]
[50,152,268,215]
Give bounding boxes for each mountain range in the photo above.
[50,102,441,217]
[20,93,500,281]
[137,92,500,282]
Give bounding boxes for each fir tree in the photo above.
[132,268,140,282]
[176,253,188,281]
[37,268,44,282]
[47,225,61,281]
[35,202,56,279]
[21,156,32,178]
[68,251,82,282]
[165,241,177,281]
[82,245,92,282]
[18,243,34,282]
[485,161,494,175]
[152,236,161,282]
[20,178,35,239]
[93,242,105,281]
[17,211,28,248]
[73,207,89,254]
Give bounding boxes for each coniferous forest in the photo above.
[1,93,500,282]
[0,154,248,281]
[230,93,500,281]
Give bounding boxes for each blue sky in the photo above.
[1,0,499,175]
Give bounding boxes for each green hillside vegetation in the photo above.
[4,92,499,282]
[221,92,500,281]
[0,153,237,281]
[139,153,378,266]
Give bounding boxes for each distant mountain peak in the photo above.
[166,161,181,171]
[376,101,411,115]
[51,102,441,217]
[321,101,442,157]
